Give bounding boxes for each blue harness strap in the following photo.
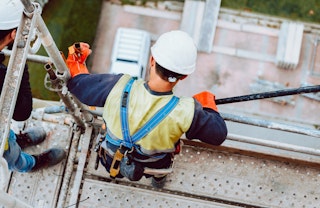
[120,78,135,147]
[118,78,179,149]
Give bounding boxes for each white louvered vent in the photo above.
[276,22,304,69]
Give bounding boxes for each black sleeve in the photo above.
[185,99,228,145]
[67,73,123,107]
[0,63,33,121]
[13,64,33,120]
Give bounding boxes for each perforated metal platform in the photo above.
[79,179,239,208]
[3,116,72,208]
[2,113,320,208]
[84,141,320,208]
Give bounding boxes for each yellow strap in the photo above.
[109,149,124,178]
[4,138,9,151]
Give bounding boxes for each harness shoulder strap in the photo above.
[120,78,135,147]
[131,96,179,143]
[120,78,179,149]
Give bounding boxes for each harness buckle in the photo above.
[109,148,124,179]
[109,145,133,178]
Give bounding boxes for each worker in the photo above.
[66,30,228,188]
[0,0,66,172]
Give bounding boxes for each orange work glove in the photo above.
[193,91,218,112]
[66,42,91,78]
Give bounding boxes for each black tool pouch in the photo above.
[120,156,144,181]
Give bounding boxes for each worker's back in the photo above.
[103,75,194,154]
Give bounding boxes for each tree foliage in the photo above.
[28,0,102,100]
[221,0,320,23]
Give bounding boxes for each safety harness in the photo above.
[108,78,179,179]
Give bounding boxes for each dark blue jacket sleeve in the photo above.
[67,73,122,107]
[0,54,32,121]
[14,64,33,121]
[186,99,227,145]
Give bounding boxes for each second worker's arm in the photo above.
[66,42,123,107]
[0,54,32,121]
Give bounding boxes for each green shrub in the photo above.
[221,0,320,23]
[29,0,102,100]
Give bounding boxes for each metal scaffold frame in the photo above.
[0,0,320,207]
[0,0,93,207]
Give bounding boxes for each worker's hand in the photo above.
[66,42,91,78]
[68,42,92,64]
[193,91,218,112]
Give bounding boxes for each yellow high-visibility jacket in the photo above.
[103,75,194,155]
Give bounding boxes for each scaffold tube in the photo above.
[221,113,320,138]
[228,133,320,157]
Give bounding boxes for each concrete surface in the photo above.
[89,2,320,128]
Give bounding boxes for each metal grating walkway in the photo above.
[79,179,238,208]
[83,140,320,208]
[3,116,72,208]
[2,110,320,208]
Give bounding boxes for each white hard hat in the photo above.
[0,0,24,30]
[151,30,197,75]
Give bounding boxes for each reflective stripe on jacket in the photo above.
[102,74,195,155]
